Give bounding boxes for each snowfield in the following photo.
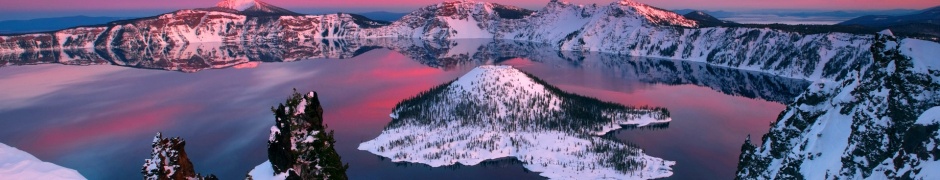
[0,143,86,180]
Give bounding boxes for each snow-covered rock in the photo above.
[142,133,218,180]
[248,91,347,180]
[0,143,86,180]
[359,65,674,179]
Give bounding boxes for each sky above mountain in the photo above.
[0,0,937,20]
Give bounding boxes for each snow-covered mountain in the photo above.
[359,65,674,179]
[736,31,940,179]
[212,0,300,16]
[0,0,387,52]
[0,0,876,81]
[0,143,86,180]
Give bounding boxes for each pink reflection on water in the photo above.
[233,62,261,69]
[311,51,468,133]
[15,77,209,158]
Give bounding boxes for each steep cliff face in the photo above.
[736,31,940,179]
[142,133,218,180]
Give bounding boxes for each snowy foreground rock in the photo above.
[142,91,346,180]
[248,91,348,180]
[0,143,86,180]
[142,133,218,180]
[736,31,940,179]
[359,65,674,179]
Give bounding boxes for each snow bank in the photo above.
[0,143,86,180]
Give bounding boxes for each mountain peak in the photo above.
[613,0,698,27]
[212,0,299,16]
[216,0,258,11]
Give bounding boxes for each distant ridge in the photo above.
[0,16,132,34]
[837,5,940,40]
[838,5,940,27]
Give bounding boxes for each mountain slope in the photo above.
[736,31,940,179]
[0,0,388,51]
[683,11,736,27]
[359,65,673,179]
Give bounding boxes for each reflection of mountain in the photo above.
[377,40,812,104]
[0,38,809,104]
[0,40,390,73]
[359,65,674,179]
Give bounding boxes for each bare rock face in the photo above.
[142,133,218,180]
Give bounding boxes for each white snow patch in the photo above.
[915,107,940,125]
[900,38,940,73]
[0,143,86,180]
[248,161,287,180]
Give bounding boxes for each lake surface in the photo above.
[0,39,808,179]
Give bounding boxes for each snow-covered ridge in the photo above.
[360,65,673,179]
[0,143,86,180]
[615,0,697,27]
[0,0,880,82]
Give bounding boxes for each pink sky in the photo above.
[1,0,937,11]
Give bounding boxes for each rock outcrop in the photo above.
[142,133,218,180]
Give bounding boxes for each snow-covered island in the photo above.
[359,65,674,179]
